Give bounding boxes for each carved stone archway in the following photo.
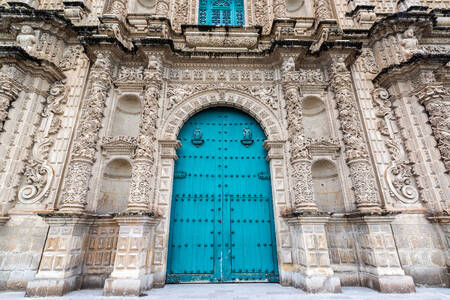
[151,89,293,287]
[161,89,285,141]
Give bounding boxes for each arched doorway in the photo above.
[167,107,279,283]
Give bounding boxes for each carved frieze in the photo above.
[59,45,85,71]
[166,83,279,111]
[0,66,21,131]
[18,81,69,204]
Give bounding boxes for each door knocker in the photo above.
[241,127,254,147]
[191,127,204,147]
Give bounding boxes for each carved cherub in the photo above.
[16,25,37,52]
[399,27,423,59]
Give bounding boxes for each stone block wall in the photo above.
[81,218,118,289]
[392,214,448,286]
[326,217,359,286]
[0,215,48,290]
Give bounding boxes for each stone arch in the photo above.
[161,89,285,141]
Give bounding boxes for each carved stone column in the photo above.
[0,71,19,131]
[328,55,380,211]
[313,0,333,23]
[0,65,20,217]
[415,72,449,172]
[59,52,113,212]
[281,57,316,212]
[127,55,162,212]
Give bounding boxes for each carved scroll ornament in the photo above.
[19,82,69,204]
[372,87,419,204]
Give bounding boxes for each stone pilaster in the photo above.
[313,0,333,23]
[285,213,341,293]
[281,57,316,212]
[59,52,113,212]
[127,55,162,212]
[348,214,416,293]
[26,213,93,296]
[415,73,449,172]
[328,55,380,211]
[103,213,159,296]
[427,214,450,285]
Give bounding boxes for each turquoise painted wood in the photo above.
[167,107,279,283]
[198,0,245,26]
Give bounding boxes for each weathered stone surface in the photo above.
[0,0,449,296]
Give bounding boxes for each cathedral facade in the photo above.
[0,0,449,296]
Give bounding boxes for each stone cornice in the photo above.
[0,46,65,83]
[373,53,450,86]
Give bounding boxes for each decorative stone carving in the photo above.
[16,25,37,52]
[357,49,379,74]
[0,67,20,131]
[101,136,137,156]
[313,0,333,23]
[281,57,316,211]
[60,52,112,212]
[172,0,189,32]
[127,55,162,212]
[104,0,128,21]
[415,73,449,171]
[19,81,69,204]
[254,0,271,34]
[166,83,278,111]
[117,66,144,82]
[329,56,379,211]
[59,45,84,71]
[273,0,287,18]
[398,27,423,60]
[372,87,419,203]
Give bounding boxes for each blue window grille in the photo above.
[199,0,245,26]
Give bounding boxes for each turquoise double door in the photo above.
[167,107,279,283]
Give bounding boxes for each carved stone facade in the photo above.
[0,0,449,296]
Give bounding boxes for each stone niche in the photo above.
[96,159,132,214]
[311,159,344,213]
[302,96,331,139]
[110,94,141,138]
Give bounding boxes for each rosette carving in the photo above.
[60,53,112,212]
[19,81,69,204]
[281,57,316,211]
[329,56,380,211]
[372,87,419,204]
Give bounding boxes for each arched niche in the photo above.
[312,159,344,213]
[97,158,132,214]
[285,0,312,17]
[111,94,141,137]
[302,96,331,139]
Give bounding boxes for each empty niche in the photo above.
[302,96,331,139]
[111,94,141,137]
[312,159,344,213]
[285,0,310,17]
[97,159,132,214]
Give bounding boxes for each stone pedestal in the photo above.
[427,215,450,286]
[103,213,159,296]
[349,214,416,293]
[26,213,93,297]
[285,213,341,293]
